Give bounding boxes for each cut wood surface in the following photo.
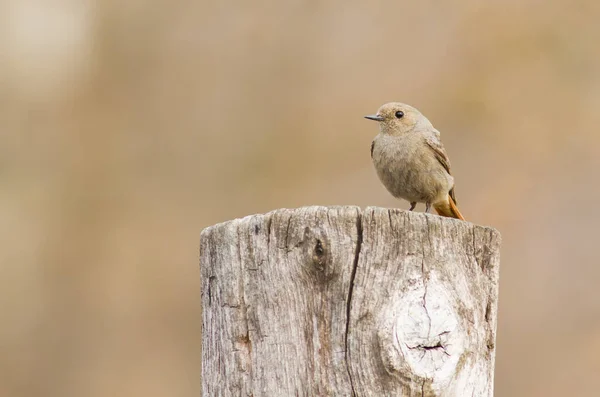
[200,206,501,396]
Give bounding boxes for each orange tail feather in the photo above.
[433,195,465,221]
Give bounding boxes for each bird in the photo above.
[365,102,465,220]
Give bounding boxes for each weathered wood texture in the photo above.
[200,206,501,397]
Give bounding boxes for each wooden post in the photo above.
[200,206,501,396]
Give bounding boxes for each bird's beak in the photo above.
[364,114,384,121]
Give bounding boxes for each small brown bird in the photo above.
[365,102,465,220]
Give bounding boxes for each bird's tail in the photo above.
[434,195,465,221]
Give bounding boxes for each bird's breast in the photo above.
[371,134,450,203]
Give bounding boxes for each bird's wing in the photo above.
[424,135,457,204]
[370,140,375,158]
[424,136,451,174]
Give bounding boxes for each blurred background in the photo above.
[1,0,599,396]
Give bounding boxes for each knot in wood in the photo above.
[302,236,338,286]
[312,239,326,268]
[378,271,463,385]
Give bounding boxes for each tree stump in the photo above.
[200,206,501,396]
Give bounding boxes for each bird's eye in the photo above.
[395,111,404,119]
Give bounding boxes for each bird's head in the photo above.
[365,102,432,135]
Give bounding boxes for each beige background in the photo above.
[2,1,599,396]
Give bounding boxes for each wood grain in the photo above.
[200,206,500,396]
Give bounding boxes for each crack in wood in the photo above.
[344,210,362,397]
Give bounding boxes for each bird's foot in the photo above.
[425,203,431,213]
[409,202,417,211]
